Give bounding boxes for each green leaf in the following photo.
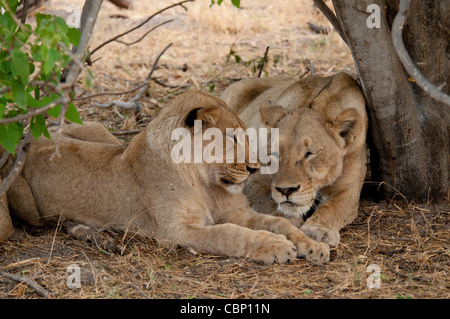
[30,115,50,140]
[67,27,81,46]
[46,103,61,118]
[35,13,50,29]
[14,24,32,46]
[39,44,47,65]
[11,49,29,85]
[26,92,41,108]
[0,101,6,119]
[0,0,19,14]
[231,0,240,8]
[10,79,26,109]
[42,122,50,139]
[41,94,61,118]
[30,114,46,140]
[43,48,59,75]
[65,102,82,124]
[46,101,82,124]
[0,122,22,155]
[54,16,68,34]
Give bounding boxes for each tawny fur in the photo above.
[0,90,329,264]
[220,73,368,246]
[0,176,13,241]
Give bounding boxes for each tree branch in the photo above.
[257,46,270,78]
[64,0,103,86]
[20,0,30,24]
[312,0,348,46]
[0,149,10,169]
[0,132,33,197]
[0,95,65,125]
[89,0,193,58]
[115,19,174,46]
[49,93,70,160]
[392,0,450,107]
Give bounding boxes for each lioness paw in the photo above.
[62,220,122,253]
[295,239,330,264]
[248,232,297,264]
[300,222,340,246]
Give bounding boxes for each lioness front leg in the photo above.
[226,208,330,264]
[179,223,297,264]
[300,191,359,246]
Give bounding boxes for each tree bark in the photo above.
[330,0,449,201]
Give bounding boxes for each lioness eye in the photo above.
[304,151,313,159]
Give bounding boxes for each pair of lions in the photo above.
[0,72,366,265]
[221,72,368,246]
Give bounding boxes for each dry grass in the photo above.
[0,0,448,299]
[1,201,448,299]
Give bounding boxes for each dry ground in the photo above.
[0,0,448,299]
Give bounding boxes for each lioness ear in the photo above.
[259,103,287,127]
[332,108,363,147]
[185,106,221,128]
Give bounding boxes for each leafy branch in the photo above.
[0,0,103,196]
[0,0,85,155]
[210,0,240,8]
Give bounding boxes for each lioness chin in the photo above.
[221,73,368,246]
[0,90,329,264]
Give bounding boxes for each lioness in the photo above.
[0,90,329,264]
[220,73,368,246]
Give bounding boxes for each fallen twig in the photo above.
[307,22,330,34]
[388,261,429,283]
[1,258,43,270]
[312,0,348,46]
[93,43,173,110]
[74,83,147,101]
[0,269,50,298]
[89,0,193,58]
[152,78,190,89]
[200,64,239,91]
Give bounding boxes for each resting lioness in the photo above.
[220,73,368,246]
[0,90,329,264]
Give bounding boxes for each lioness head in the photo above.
[169,91,260,194]
[260,104,363,217]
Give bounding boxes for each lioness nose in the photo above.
[275,185,300,197]
[246,166,259,174]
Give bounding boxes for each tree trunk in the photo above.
[330,0,449,202]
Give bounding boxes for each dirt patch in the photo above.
[0,0,448,299]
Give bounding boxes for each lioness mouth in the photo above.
[281,200,300,206]
[221,178,235,185]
